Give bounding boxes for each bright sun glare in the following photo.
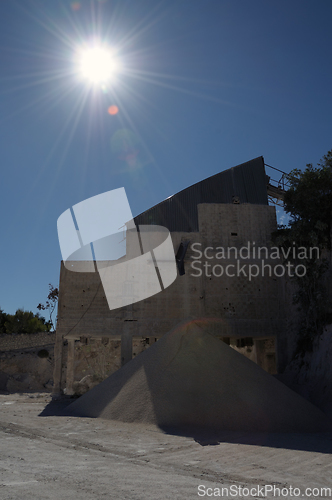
[79,46,119,84]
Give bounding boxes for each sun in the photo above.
[78,46,119,84]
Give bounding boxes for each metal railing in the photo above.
[264,163,292,206]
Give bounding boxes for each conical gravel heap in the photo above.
[66,320,332,432]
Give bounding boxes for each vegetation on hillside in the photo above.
[0,308,51,334]
[0,283,59,334]
[273,149,332,351]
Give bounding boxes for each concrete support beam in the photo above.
[121,304,135,366]
[253,339,265,369]
[52,333,64,397]
[66,339,75,395]
[121,330,132,366]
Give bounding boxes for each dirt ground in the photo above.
[0,393,332,500]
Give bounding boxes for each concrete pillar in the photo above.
[66,339,75,395]
[121,330,132,366]
[52,332,64,397]
[253,339,265,369]
[121,304,134,366]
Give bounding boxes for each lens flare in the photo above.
[79,47,119,84]
[71,2,81,11]
[108,105,119,115]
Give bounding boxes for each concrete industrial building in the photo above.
[53,156,288,396]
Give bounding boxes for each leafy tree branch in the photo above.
[37,284,59,331]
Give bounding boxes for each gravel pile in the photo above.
[66,320,332,432]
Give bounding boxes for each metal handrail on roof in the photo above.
[265,163,292,206]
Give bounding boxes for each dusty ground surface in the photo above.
[0,393,332,500]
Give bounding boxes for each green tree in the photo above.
[273,149,332,351]
[281,149,332,249]
[0,309,8,334]
[3,309,50,334]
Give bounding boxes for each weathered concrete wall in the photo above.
[231,337,277,375]
[54,203,282,394]
[56,204,280,338]
[64,337,149,395]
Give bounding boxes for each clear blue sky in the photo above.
[0,0,331,315]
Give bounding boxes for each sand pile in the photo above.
[66,320,332,432]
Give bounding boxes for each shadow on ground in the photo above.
[39,397,76,417]
[160,425,332,454]
[39,398,332,454]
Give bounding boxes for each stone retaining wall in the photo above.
[0,345,55,393]
[0,332,56,352]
